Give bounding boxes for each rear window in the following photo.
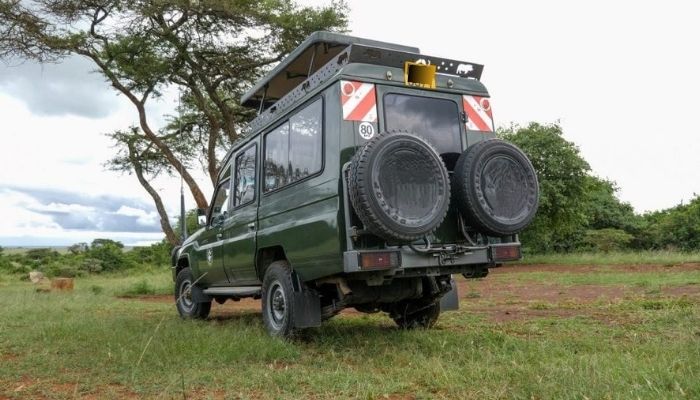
[383,94,462,166]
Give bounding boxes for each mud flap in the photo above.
[439,277,459,311]
[291,271,322,328]
[292,290,322,328]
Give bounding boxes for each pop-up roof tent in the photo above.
[240,30,485,136]
[240,32,420,110]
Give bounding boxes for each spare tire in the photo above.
[454,139,539,236]
[349,131,450,242]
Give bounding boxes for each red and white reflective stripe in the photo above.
[463,95,494,132]
[340,80,377,122]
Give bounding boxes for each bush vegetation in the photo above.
[0,239,171,278]
[500,123,700,254]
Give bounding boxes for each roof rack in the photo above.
[241,31,420,109]
[241,42,484,135]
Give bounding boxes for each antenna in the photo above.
[178,90,187,243]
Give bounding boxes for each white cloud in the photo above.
[115,205,159,226]
[0,189,62,232]
[29,202,95,214]
[0,56,118,118]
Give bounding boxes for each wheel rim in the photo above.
[266,281,287,330]
[178,279,194,313]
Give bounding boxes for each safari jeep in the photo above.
[171,32,539,337]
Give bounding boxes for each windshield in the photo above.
[383,93,462,169]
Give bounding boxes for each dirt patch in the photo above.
[458,279,630,304]
[495,262,700,274]
[662,285,700,298]
[456,278,632,323]
[462,305,581,323]
[0,353,19,362]
[2,377,139,400]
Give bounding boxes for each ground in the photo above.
[1,262,699,399]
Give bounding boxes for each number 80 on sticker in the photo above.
[358,122,375,140]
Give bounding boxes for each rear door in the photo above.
[223,140,260,285]
[376,87,466,243]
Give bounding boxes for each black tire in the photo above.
[349,131,451,242]
[454,139,539,236]
[175,267,211,319]
[261,261,297,338]
[391,300,441,329]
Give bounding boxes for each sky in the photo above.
[1,0,699,246]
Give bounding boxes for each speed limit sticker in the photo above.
[358,122,375,140]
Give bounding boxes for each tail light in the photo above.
[358,251,401,269]
[491,244,521,262]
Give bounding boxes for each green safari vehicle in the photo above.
[171,32,539,337]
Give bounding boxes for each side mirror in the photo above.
[211,213,225,228]
[197,208,207,227]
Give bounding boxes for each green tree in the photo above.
[0,1,348,245]
[87,239,132,272]
[499,122,591,252]
[582,176,640,232]
[128,242,171,267]
[638,196,700,251]
[172,209,201,241]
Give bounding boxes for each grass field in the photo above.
[519,250,700,266]
[1,261,699,399]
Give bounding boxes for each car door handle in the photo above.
[216,233,223,240]
[247,223,255,230]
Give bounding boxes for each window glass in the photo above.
[383,94,461,156]
[210,179,230,223]
[289,99,322,181]
[234,145,257,207]
[264,98,323,192]
[264,123,290,192]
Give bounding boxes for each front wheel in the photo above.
[261,261,297,338]
[391,300,441,329]
[175,267,211,319]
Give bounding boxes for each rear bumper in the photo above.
[342,242,520,273]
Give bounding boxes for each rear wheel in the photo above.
[390,300,441,329]
[175,267,211,319]
[261,261,297,338]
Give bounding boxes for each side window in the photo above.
[289,99,322,181]
[234,145,257,207]
[209,179,231,223]
[264,98,323,192]
[264,123,290,192]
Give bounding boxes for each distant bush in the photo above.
[128,242,171,267]
[0,246,11,272]
[583,228,633,252]
[637,196,700,251]
[123,279,157,296]
[0,239,177,279]
[23,248,61,269]
[43,262,83,278]
[90,285,104,295]
[86,239,133,272]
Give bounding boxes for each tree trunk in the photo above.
[80,51,210,210]
[127,143,181,247]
